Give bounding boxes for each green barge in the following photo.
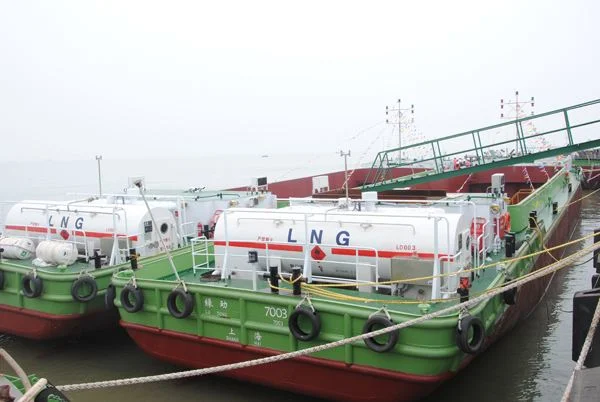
[110,166,582,401]
[0,189,276,339]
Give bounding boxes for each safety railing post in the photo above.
[564,109,574,145]
[191,238,197,275]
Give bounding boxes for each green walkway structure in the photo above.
[363,99,600,191]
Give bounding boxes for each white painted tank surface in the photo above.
[0,237,36,260]
[90,190,277,241]
[213,200,472,283]
[3,200,177,259]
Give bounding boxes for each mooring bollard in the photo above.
[129,248,138,270]
[92,249,106,269]
[292,267,302,296]
[269,265,279,294]
[528,210,538,229]
[505,232,516,258]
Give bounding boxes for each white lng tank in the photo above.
[213,196,473,283]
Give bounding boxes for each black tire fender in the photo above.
[362,314,399,353]
[105,284,116,309]
[22,274,43,298]
[456,315,485,355]
[71,276,98,303]
[288,306,321,341]
[166,288,194,319]
[120,284,144,313]
[34,380,70,402]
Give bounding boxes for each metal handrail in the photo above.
[191,236,210,274]
[364,99,600,190]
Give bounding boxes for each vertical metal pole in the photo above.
[96,155,103,197]
[221,210,229,280]
[432,218,441,300]
[594,229,600,273]
[191,238,197,275]
[564,110,574,146]
[340,150,351,204]
[303,212,311,283]
[515,90,520,145]
[398,99,402,163]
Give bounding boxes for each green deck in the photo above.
[111,167,580,377]
[1,374,37,397]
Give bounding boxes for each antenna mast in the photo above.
[500,90,535,143]
[386,99,414,163]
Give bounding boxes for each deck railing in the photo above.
[363,99,600,191]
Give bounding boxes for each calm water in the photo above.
[0,158,598,402]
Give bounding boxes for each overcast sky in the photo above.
[1,0,599,162]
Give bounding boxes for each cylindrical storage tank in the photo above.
[35,240,78,266]
[3,200,177,259]
[0,237,36,260]
[213,204,470,282]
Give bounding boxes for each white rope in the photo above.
[56,241,600,392]
[560,288,600,402]
[0,348,32,390]
[134,181,182,283]
[456,173,472,193]
[17,378,47,402]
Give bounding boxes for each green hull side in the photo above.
[0,249,188,316]
[508,169,570,235]
[113,230,550,376]
[0,262,115,315]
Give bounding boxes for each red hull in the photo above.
[230,166,554,198]
[0,304,118,340]
[121,321,452,402]
[581,167,600,189]
[122,183,582,401]
[229,167,426,199]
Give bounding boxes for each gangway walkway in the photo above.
[362,99,600,191]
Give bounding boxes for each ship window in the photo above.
[160,223,169,234]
